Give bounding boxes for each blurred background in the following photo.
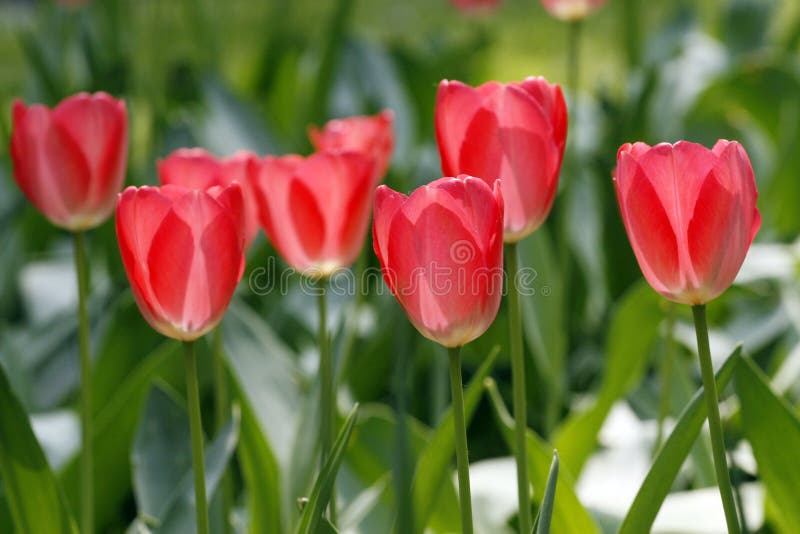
[1,0,800,533]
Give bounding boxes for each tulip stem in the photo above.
[318,280,337,524]
[505,242,532,533]
[212,327,232,533]
[655,302,676,453]
[448,346,474,534]
[184,340,210,534]
[73,232,93,534]
[691,305,740,534]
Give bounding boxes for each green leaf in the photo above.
[132,386,192,519]
[411,347,500,534]
[485,380,599,534]
[155,404,240,533]
[130,384,241,533]
[235,381,283,534]
[59,341,184,530]
[736,356,800,532]
[0,361,77,534]
[519,228,565,390]
[294,404,360,534]
[534,451,559,534]
[618,346,741,534]
[554,281,662,476]
[222,299,302,526]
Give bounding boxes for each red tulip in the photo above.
[308,110,394,183]
[615,140,761,305]
[10,92,128,230]
[250,151,374,276]
[158,148,259,250]
[541,0,607,21]
[116,183,245,340]
[373,175,504,347]
[435,78,567,242]
[450,0,501,13]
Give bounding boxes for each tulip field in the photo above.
[2,0,800,533]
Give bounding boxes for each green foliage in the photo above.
[0,362,77,534]
[619,347,741,534]
[737,357,800,532]
[486,380,599,534]
[294,404,359,534]
[1,0,799,532]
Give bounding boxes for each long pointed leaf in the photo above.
[486,380,599,534]
[295,404,360,534]
[535,451,559,534]
[0,363,77,534]
[736,356,800,532]
[618,346,741,534]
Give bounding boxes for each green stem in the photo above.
[318,280,337,524]
[73,232,93,534]
[505,243,531,533]
[336,248,366,386]
[184,341,210,534]
[447,346,473,534]
[212,327,232,533]
[655,303,675,453]
[691,305,740,534]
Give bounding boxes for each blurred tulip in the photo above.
[373,175,504,348]
[615,140,761,305]
[541,0,607,21]
[158,148,259,250]
[435,78,567,242]
[250,151,373,276]
[450,0,501,14]
[10,92,128,231]
[116,183,245,341]
[308,110,394,183]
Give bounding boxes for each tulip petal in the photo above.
[53,93,127,209]
[201,209,243,328]
[147,207,194,328]
[435,80,485,177]
[287,179,325,266]
[158,148,221,190]
[687,173,739,302]
[11,101,91,226]
[619,162,682,294]
[372,185,406,287]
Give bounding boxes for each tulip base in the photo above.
[505,242,532,533]
[448,346,474,534]
[691,305,740,534]
[73,232,93,534]
[184,340,210,534]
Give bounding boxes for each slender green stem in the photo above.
[184,341,210,534]
[655,303,675,453]
[447,346,473,534]
[336,248,366,386]
[691,305,740,534]
[318,280,337,524]
[73,232,93,534]
[212,327,232,534]
[505,243,531,533]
